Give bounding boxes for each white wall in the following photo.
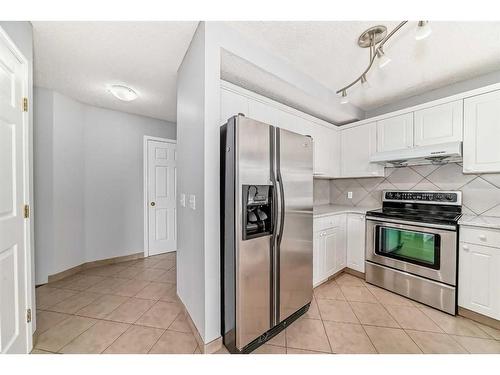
[366,69,500,117]
[34,88,176,284]
[176,22,207,342]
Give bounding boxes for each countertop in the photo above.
[313,204,378,218]
[458,214,500,230]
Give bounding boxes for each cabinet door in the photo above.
[323,227,338,277]
[376,113,414,152]
[463,90,500,173]
[347,214,366,273]
[220,88,249,125]
[313,231,324,286]
[311,124,340,178]
[458,242,500,319]
[341,122,384,178]
[414,100,463,146]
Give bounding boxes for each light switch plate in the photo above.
[180,193,186,207]
[347,191,353,199]
[189,194,196,210]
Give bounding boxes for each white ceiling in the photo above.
[32,21,198,122]
[225,21,500,115]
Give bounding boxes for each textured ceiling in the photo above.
[33,21,500,125]
[225,21,500,113]
[32,21,198,122]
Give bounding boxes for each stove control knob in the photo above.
[445,194,455,201]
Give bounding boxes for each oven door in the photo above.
[365,217,457,286]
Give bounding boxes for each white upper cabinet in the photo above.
[220,88,249,124]
[414,100,463,146]
[341,122,384,178]
[376,113,414,152]
[463,90,500,173]
[310,123,340,178]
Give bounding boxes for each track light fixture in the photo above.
[336,21,432,98]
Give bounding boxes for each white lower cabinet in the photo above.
[459,227,500,320]
[313,213,367,286]
[313,214,346,286]
[346,213,366,273]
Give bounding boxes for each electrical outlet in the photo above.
[179,193,186,207]
[347,191,353,199]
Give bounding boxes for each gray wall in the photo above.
[34,88,176,284]
[84,104,175,262]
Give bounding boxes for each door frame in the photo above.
[143,135,177,257]
[0,26,33,353]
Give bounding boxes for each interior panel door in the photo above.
[278,128,313,322]
[0,30,30,354]
[147,140,177,255]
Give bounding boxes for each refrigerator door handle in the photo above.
[276,130,285,248]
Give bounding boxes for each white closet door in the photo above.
[147,140,177,255]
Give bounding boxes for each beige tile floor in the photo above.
[33,254,500,354]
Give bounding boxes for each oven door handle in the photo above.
[365,216,457,231]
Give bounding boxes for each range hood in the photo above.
[370,141,463,166]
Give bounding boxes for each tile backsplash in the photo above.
[314,163,500,218]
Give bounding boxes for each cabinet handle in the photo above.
[462,245,470,252]
[479,235,487,241]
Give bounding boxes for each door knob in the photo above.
[150,202,156,207]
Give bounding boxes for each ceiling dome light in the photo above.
[376,48,391,69]
[340,90,349,104]
[360,74,371,89]
[108,84,138,102]
[415,21,432,41]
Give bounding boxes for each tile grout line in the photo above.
[344,280,380,353]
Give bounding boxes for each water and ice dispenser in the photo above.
[242,185,273,240]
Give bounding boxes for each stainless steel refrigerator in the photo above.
[221,115,313,354]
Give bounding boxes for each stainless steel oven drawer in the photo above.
[365,262,457,315]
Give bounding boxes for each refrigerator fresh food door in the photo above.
[277,128,314,323]
[235,116,273,350]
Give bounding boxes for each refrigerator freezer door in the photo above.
[235,116,272,349]
[277,128,314,322]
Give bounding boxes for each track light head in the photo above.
[377,48,392,69]
[340,90,349,104]
[415,21,432,41]
[360,74,371,89]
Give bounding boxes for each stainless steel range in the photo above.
[365,190,462,315]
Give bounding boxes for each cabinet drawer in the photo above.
[460,227,500,248]
[314,214,343,232]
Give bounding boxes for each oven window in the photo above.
[376,227,440,269]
